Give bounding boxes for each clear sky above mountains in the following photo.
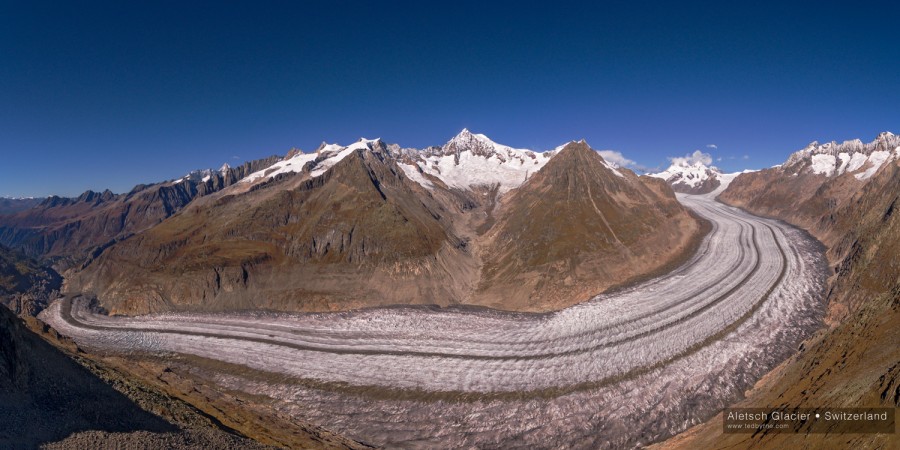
[2,1,898,197]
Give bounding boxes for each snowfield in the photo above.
[42,189,827,449]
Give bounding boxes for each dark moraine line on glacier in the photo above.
[48,197,796,388]
[53,203,753,356]
[42,191,828,449]
[54,224,767,364]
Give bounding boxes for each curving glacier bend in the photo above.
[42,191,827,449]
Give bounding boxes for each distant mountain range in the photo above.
[647,159,724,194]
[646,156,761,195]
[1,130,703,314]
[0,197,43,216]
[3,129,897,318]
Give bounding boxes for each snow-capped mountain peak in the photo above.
[346,137,382,152]
[397,129,554,193]
[440,128,527,159]
[647,159,723,194]
[782,131,900,180]
[315,142,343,154]
[174,165,226,185]
[241,138,386,185]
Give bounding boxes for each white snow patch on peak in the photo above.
[398,129,553,193]
[346,137,381,152]
[174,162,232,185]
[854,150,892,180]
[836,153,851,175]
[396,162,435,190]
[444,128,531,156]
[845,152,869,173]
[595,150,627,177]
[317,143,344,154]
[648,152,722,189]
[810,154,837,176]
[783,131,899,178]
[241,138,383,185]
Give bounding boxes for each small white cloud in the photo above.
[669,150,713,166]
[716,157,723,162]
[597,150,636,169]
[706,144,718,149]
[231,155,241,160]
[742,154,750,160]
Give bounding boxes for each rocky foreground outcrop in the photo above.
[0,243,61,316]
[0,304,266,449]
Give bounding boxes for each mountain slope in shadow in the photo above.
[0,304,175,448]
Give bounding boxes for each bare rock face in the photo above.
[474,141,704,311]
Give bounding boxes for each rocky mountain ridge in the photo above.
[0,155,281,264]
[475,141,705,310]
[647,160,723,194]
[782,131,900,179]
[60,131,704,314]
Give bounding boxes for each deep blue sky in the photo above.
[2,1,898,197]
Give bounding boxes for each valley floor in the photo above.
[40,192,829,448]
